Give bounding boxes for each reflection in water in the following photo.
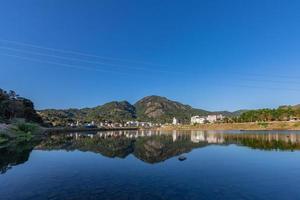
[2,130,300,174]
[37,130,300,161]
[0,141,37,174]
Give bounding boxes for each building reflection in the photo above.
[69,130,300,146]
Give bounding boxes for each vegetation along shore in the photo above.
[2,86,300,146]
[161,121,300,131]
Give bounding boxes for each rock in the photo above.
[178,155,187,161]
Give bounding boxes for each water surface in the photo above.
[1,130,300,200]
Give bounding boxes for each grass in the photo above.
[0,122,42,145]
[257,122,269,128]
[12,122,39,142]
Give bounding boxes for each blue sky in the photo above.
[1,0,300,111]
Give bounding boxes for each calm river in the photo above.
[1,130,300,200]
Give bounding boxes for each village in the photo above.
[66,114,225,129]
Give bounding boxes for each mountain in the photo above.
[39,101,136,126]
[279,104,300,110]
[212,110,248,117]
[38,108,88,126]
[86,101,136,122]
[39,95,245,126]
[134,95,210,123]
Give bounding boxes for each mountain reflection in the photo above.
[1,130,300,174]
[36,130,300,162]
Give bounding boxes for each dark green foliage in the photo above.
[15,123,38,134]
[40,101,136,126]
[0,138,38,174]
[86,101,136,123]
[0,88,43,123]
[236,106,300,122]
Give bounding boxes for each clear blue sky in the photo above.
[1,0,300,111]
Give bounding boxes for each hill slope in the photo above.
[134,96,210,123]
[39,95,245,126]
[86,101,136,122]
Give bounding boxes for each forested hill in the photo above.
[0,88,43,123]
[134,95,210,123]
[38,95,243,126]
[236,106,300,122]
[2,87,298,126]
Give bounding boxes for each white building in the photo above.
[191,114,224,124]
[126,121,139,127]
[172,117,178,125]
[191,116,206,124]
[206,114,224,123]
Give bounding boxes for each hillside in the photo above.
[40,101,136,126]
[135,96,210,123]
[86,101,136,122]
[39,95,237,126]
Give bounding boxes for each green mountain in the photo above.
[39,95,246,126]
[86,101,136,122]
[135,95,210,123]
[39,101,136,126]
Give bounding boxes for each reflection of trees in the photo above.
[36,134,135,158]
[224,134,300,151]
[0,141,37,174]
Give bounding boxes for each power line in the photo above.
[2,49,300,87]
[1,39,299,81]
[0,45,175,74]
[1,52,299,92]
[1,39,300,91]
[0,38,167,67]
[2,44,300,83]
[0,52,134,75]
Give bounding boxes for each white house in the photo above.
[172,117,178,125]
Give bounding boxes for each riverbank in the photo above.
[45,127,139,134]
[0,122,45,149]
[160,121,300,131]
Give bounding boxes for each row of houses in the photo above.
[68,120,159,128]
[126,121,161,128]
[68,114,225,128]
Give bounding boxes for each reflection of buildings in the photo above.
[190,131,205,143]
[190,131,224,144]
[69,130,300,149]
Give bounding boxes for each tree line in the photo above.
[224,107,300,123]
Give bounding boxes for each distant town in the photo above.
[66,114,225,129]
